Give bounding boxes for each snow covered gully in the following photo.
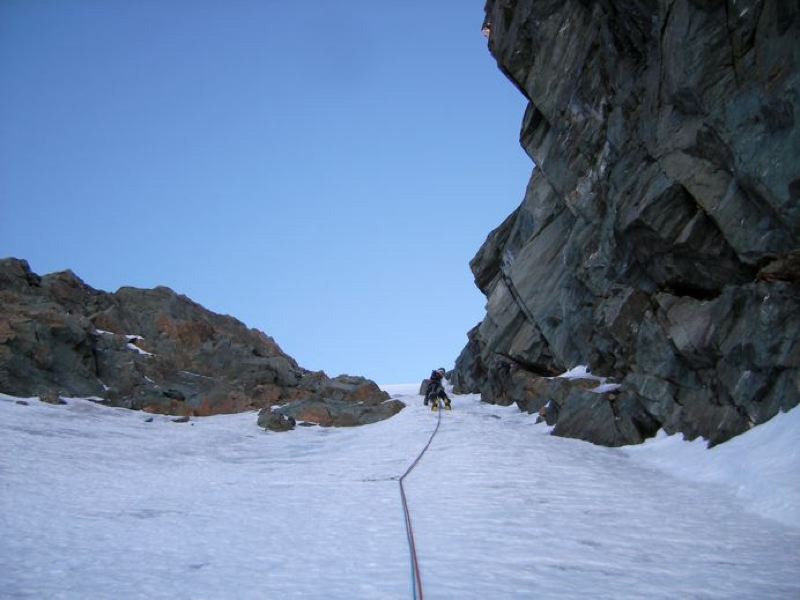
[1,386,798,599]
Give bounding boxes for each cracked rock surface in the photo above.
[453,0,800,446]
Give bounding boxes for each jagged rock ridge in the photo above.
[0,258,402,428]
[453,0,800,446]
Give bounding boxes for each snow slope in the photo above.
[1,388,798,599]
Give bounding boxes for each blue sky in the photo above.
[0,1,531,384]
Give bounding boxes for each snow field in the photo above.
[1,387,798,599]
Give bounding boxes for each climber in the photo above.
[424,368,451,411]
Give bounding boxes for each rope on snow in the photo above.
[398,400,443,600]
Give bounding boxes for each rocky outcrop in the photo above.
[258,410,297,432]
[454,0,800,446]
[260,374,404,428]
[0,258,397,426]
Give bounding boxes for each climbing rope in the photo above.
[398,399,443,600]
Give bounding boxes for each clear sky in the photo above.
[0,0,531,384]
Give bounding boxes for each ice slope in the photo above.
[1,387,798,599]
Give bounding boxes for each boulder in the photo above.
[550,389,660,447]
[257,409,296,432]
[273,398,404,428]
[39,390,66,405]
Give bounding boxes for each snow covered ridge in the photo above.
[1,390,798,598]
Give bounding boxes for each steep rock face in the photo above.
[0,258,396,425]
[454,0,800,445]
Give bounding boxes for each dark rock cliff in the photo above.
[0,258,400,427]
[454,0,800,446]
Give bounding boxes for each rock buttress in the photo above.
[454,0,800,446]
